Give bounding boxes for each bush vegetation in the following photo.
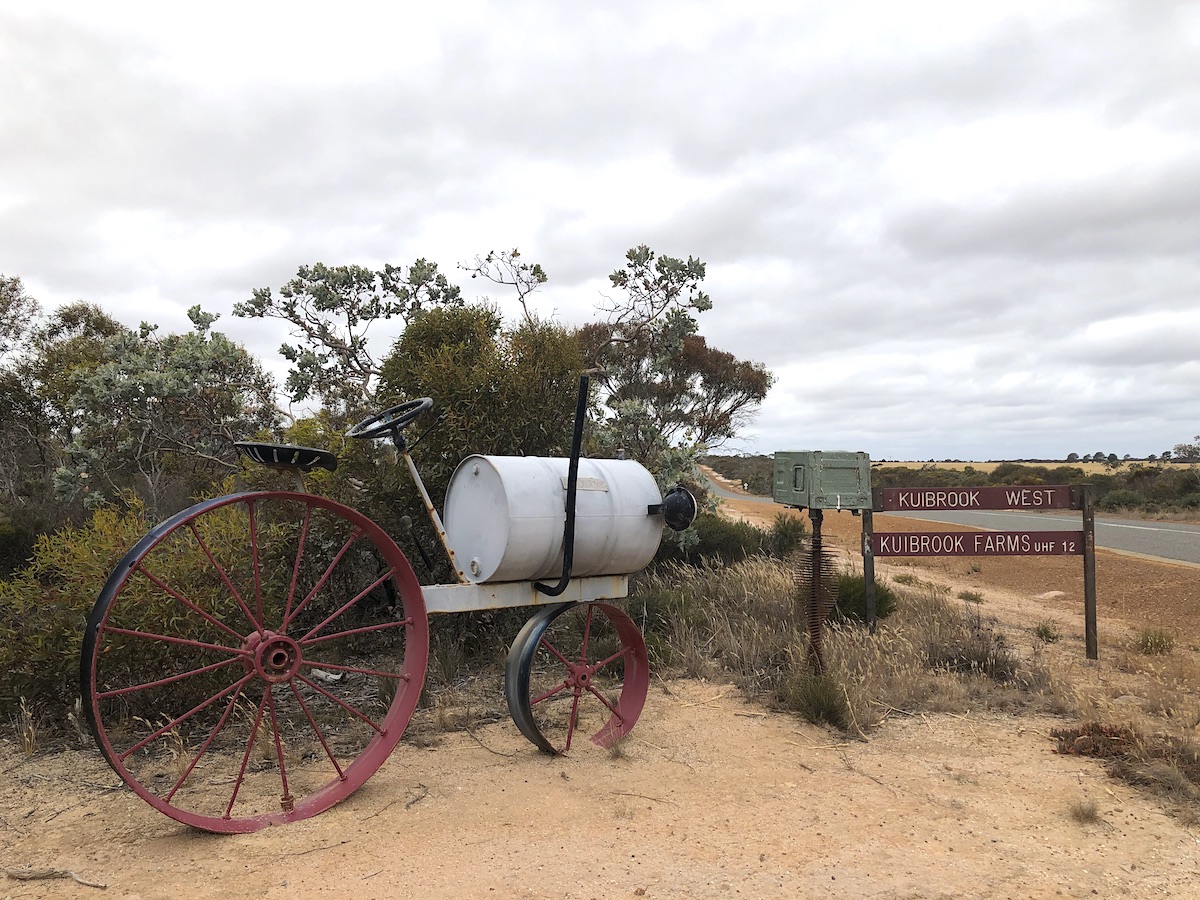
[834,572,897,622]
[655,511,805,566]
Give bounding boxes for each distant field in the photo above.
[877,460,1192,475]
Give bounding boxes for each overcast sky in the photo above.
[3,1,1198,461]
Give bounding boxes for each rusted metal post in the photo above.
[808,507,826,674]
[1082,486,1098,660]
[861,508,876,634]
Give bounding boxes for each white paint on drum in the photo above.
[443,455,664,584]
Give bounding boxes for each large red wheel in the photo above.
[504,602,649,754]
[80,491,428,833]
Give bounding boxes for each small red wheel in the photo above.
[80,491,428,833]
[504,602,649,754]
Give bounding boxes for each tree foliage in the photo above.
[579,246,773,492]
[460,249,548,327]
[0,275,38,361]
[378,304,585,507]
[54,308,278,517]
[1173,435,1200,463]
[234,260,463,414]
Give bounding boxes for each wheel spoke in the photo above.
[247,500,264,627]
[97,654,244,700]
[99,625,242,657]
[591,646,629,673]
[564,688,582,752]
[299,568,395,643]
[540,637,575,669]
[188,521,265,635]
[224,690,270,819]
[287,681,346,781]
[531,679,572,706]
[134,565,246,644]
[301,616,412,648]
[584,684,622,719]
[578,605,594,665]
[281,506,313,625]
[264,688,294,812]
[165,689,245,802]
[117,673,255,762]
[283,527,363,629]
[294,674,384,734]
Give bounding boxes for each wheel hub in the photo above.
[242,631,303,683]
[566,665,595,689]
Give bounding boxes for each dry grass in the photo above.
[1133,628,1175,656]
[1054,721,1200,806]
[1068,797,1101,824]
[15,697,37,756]
[633,558,1070,731]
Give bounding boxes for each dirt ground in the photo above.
[3,483,1200,899]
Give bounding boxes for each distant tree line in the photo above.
[704,455,1200,515]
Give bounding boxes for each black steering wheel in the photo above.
[347,398,433,440]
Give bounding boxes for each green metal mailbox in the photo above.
[773,450,872,511]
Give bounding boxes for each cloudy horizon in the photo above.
[4,1,1198,462]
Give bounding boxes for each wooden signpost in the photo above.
[865,485,1098,660]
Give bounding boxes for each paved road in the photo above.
[700,473,1200,566]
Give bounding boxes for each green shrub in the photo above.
[0,501,153,718]
[683,513,765,564]
[833,573,897,622]
[1034,621,1062,643]
[957,590,984,604]
[765,513,806,558]
[658,512,802,566]
[1099,489,1142,511]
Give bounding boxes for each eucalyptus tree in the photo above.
[54,307,278,517]
[234,260,463,416]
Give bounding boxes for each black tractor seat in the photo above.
[234,442,338,473]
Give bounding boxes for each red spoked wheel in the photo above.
[80,491,428,833]
[504,602,649,755]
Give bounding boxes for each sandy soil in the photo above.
[3,482,1200,899]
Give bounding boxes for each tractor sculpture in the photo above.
[79,377,695,833]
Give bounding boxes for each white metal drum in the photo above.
[443,455,664,584]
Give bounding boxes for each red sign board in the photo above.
[875,485,1074,512]
[872,530,1084,557]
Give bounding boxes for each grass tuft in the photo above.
[15,697,37,756]
[780,674,850,730]
[1034,621,1062,644]
[1068,797,1101,824]
[1134,628,1175,655]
